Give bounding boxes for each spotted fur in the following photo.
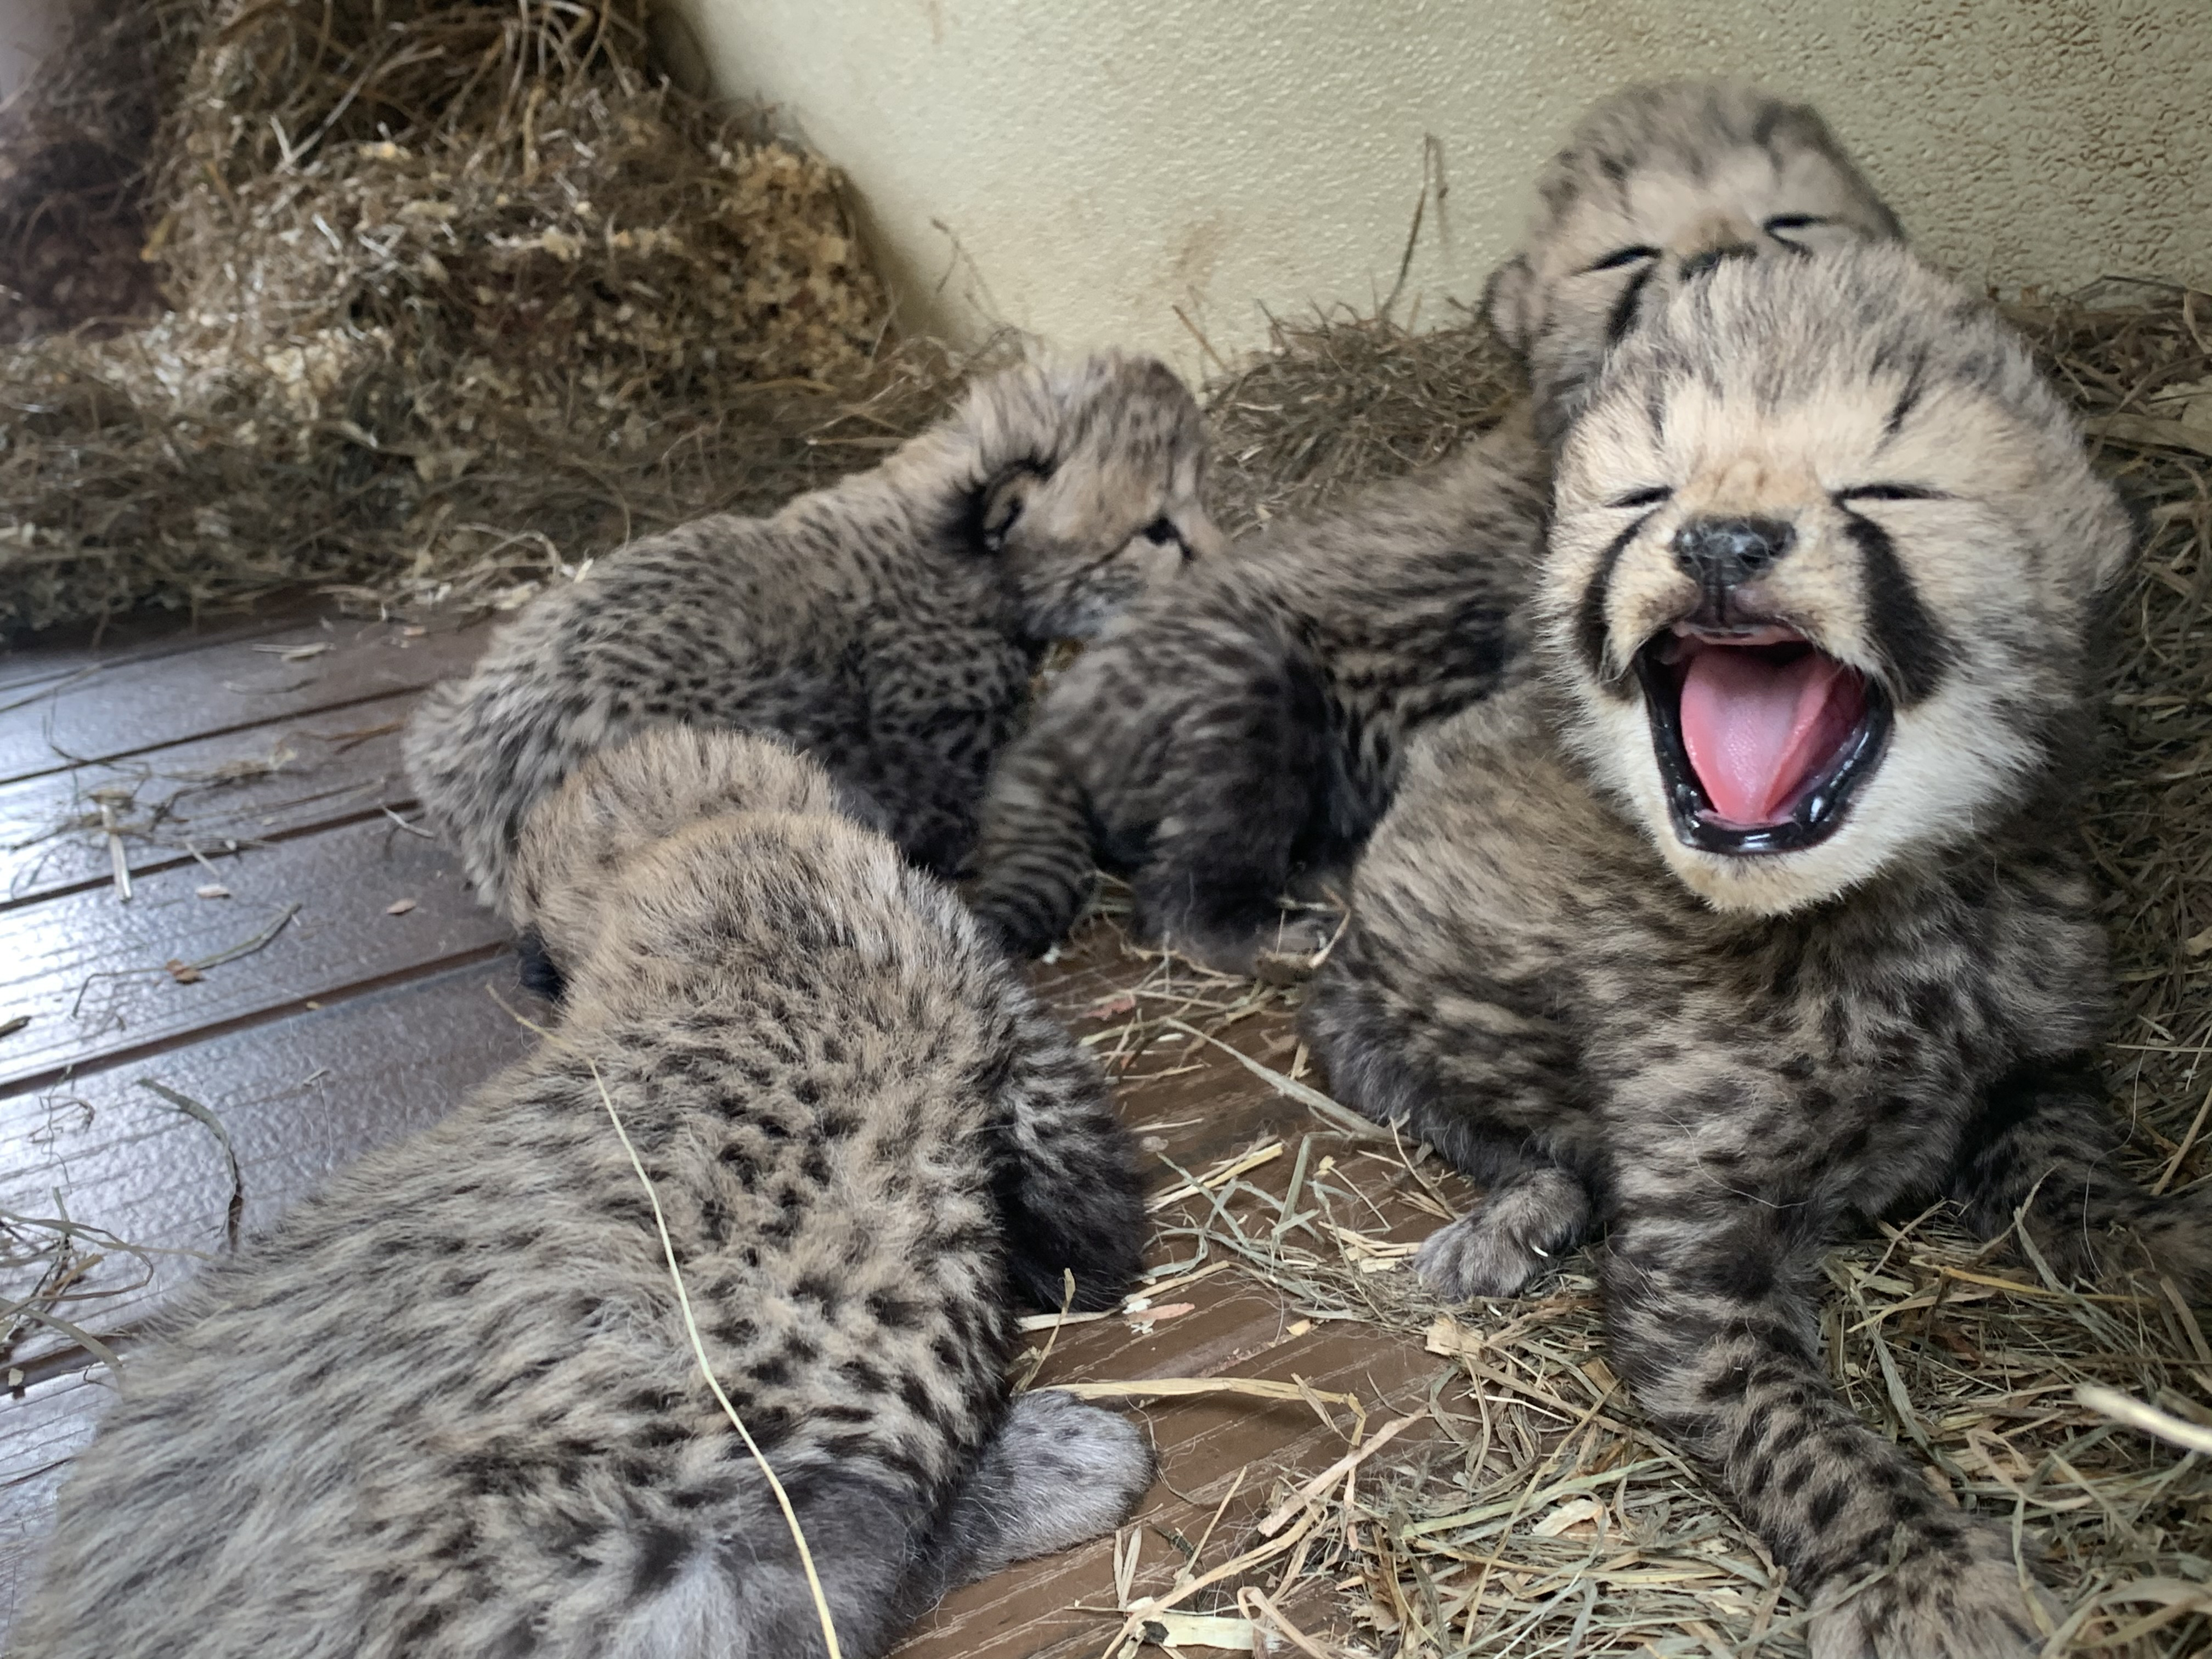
[404,352,1217,927]
[963,81,1900,975]
[13,729,1152,1659]
[1304,245,2195,1656]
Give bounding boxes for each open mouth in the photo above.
[1633,622,1891,855]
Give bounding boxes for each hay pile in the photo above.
[0,0,174,343]
[2032,285,2212,1206]
[1204,304,1522,539]
[1121,1097,2212,1657]
[0,0,929,633]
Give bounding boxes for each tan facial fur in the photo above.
[1485,81,1904,438]
[1542,241,2132,915]
[965,352,1222,639]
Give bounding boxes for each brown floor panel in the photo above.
[0,609,1458,1656]
[902,1326,1443,1659]
[2,957,545,1374]
[900,1101,1454,1659]
[1,689,417,906]
[0,810,511,1092]
[0,602,321,697]
[0,614,481,783]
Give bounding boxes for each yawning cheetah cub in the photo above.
[1306,244,2194,1656]
[964,81,1900,975]
[15,729,1152,1659]
[405,352,1217,929]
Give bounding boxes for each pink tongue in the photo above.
[1679,647,1855,826]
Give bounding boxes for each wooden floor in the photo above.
[0,603,1457,1656]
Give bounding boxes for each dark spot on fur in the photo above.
[839,1358,889,1395]
[866,1290,922,1329]
[898,1375,941,1424]
[630,1525,690,1596]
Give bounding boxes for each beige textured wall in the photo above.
[0,0,61,106]
[670,0,2212,369]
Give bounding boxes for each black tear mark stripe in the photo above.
[1605,263,1658,347]
[1574,511,1663,692]
[1840,510,1948,705]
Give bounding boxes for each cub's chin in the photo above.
[1654,826,1876,918]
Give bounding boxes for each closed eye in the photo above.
[1585,245,1660,273]
[1764,215,1828,257]
[1607,486,1673,510]
[1142,516,1190,558]
[1833,483,1946,503]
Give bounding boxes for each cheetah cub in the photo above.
[405,351,1217,930]
[13,728,1153,1659]
[963,81,1899,975]
[1305,244,2205,1656]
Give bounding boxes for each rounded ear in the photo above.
[1482,254,1539,357]
[972,463,1041,554]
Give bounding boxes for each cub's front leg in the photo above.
[1304,912,1597,1301]
[1601,1150,2051,1658]
[861,623,1030,875]
[1120,630,1340,976]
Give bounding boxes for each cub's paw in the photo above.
[2016,1186,2212,1306]
[1153,907,1337,980]
[1415,1169,1592,1302]
[1250,909,1346,985]
[984,1391,1156,1565]
[2129,1187,2212,1303]
[962,887,1066,962]
[1809,1530,2055,1659]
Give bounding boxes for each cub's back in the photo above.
[472,510,884,712]
[11,814,1021,1659]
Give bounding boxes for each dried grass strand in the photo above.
[586,1051,844,1659]
[493,997,845,1659]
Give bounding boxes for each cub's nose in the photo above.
[1672,517,1795,589]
